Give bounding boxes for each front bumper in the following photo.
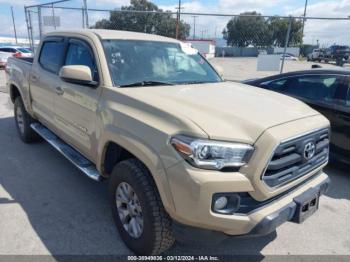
[171,175,330,244]
[166,159,330,236]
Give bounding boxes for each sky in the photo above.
[0,0,349,46]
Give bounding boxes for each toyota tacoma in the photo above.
[6,29,330,255]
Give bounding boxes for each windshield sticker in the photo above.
[180,42,198,55]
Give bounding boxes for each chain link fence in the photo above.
[24,0,350,80]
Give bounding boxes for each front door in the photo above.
[54,38,101,160]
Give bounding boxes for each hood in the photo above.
[121,82,320,143]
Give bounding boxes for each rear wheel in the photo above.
[14,97,39,143]
[108,159,175,255]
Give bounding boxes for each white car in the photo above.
[0,52,12,68]
[279,53,299,61]
[0,46,33,58]
[307,49,322,62]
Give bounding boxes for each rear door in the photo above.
[329,78,350,163]
[53,37,102,160]
[30,37,66,129]
[262,74,349,161]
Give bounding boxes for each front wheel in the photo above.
[108,159,175,255]
[14,97,39,143]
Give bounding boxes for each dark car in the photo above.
[319,46,350,66]
[0,46,33,58]
[329,45,350,60]
[244,69,350,165]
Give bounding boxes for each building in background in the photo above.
[185,39,216,59]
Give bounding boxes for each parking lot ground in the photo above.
[0,70,6,93]
[210,57,348,81]
[0,91,349,257]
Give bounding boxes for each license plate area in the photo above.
[292,187,320,223]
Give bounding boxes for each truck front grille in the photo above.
[262,128,329,188]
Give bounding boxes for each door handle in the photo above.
[55,86,64,96]
[31,75,38,82]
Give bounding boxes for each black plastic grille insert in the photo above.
[262,129,329,187]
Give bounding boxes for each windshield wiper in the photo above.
[120,81,174,88]
[179,81,219,85]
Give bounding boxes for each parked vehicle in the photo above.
[307,49,323,62]
[6,30,330,255]
[0,46,33,58]
[276,52,299,61]
[318,45,350,66]
[244,69,350,166]
[0,52,11,68]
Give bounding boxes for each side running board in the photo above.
[30,123,102,181]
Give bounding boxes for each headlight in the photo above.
[170,135,254,170]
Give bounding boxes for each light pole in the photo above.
[301,0,308,39]
[192,15,198,39]
[83,0,89,28]
[10,6,18,44]
[175,0,182,39]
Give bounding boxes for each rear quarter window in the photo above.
[39,41,65,73]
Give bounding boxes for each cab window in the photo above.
[65,41,98,82]
[39,41,66,73]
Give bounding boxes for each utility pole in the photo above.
[192,15,197,39]
[175,0,183,39]
[301,0,308,40]
[51,3,56,30]
[11,6,18,44]
[83,0,89,28]
[280,17,292,74]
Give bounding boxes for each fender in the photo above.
[97,125,177,215]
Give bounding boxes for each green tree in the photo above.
[93,0,190,39]
[223,12,303,47]
[223,12,272,47]
[267,17,303,47]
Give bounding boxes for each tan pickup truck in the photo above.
[6,29,330,255]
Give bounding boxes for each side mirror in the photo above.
[59,65,97,87]
[213,64,224,78]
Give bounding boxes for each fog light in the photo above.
[212,193,241,214]
[214,196,228,210]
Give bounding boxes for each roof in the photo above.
[186,39,216,44]
[244,68,350,84]
[0,46,26,49]
[278,68,350,76]
[46,29,181,44]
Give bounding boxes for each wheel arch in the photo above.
[98,136,176,215]
[9,84,21,103]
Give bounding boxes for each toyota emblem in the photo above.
[304,142,316,160]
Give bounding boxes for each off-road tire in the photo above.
[14,97,39,143]
[108,158,175,255]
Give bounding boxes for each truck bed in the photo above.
[15,57,34,64]
[7,56,33,99]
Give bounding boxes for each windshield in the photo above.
[102,40,221,87]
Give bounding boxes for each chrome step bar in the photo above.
[30,123,102,181]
